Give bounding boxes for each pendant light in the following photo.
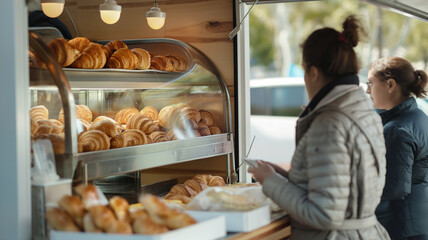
[99,0,122,24]
[146,0,166,30]
[41,0,65,18]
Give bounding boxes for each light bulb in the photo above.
[41,0,65,18]
[99,0,122,24]
[146,1,166,30]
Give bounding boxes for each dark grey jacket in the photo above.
[376,97,428,239]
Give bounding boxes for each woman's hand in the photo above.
[264,161,289,178]
[247,160,276,184]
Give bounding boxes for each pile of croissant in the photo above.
[46,37,187,72]
[46,184,196,234]
[30,103,222,154]
[164,174,226,204]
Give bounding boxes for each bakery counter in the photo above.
[226,215,291,240]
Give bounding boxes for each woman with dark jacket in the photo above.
[367,57,428,240]
[248,16,390,240]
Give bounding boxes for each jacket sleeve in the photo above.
[381,126,415,200]
[263,115,350,230]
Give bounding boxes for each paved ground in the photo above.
[249,115,297,170]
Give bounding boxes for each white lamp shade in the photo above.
[41,2,65,18]
[100,10,121,24]
[147,17,165,30]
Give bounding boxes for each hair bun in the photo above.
[341,15,365,47]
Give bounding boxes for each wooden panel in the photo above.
[227,216,291,240]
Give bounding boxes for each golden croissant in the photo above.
[114,107,139,124]
[104,40,128,59]
[140,106,158,121]
[150,56,174,72]
[122,129,150,146]
[149,131,170,143]
[30,105,49,122]
[106,48,138,69]
[58,105,93,123]
[48,38,81,67]
[110,134,127,149]
[126,114,160,135]
[70,43,107,69]
[166,55,187,72]
[68,37,91,53]
[132,48,151,70]
[78,130,110,152]
[89,119,120,138]
[199,110,214,126]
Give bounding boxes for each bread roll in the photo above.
[107,48,138,69]
[110,133,127,149]
[132,210,169,234]
[68,37,91,53]
[74,184,99,209]
[132,48,151,70]
[150,56,174,72]
[109,196,130,223]
[89,119,120,138]
[58,195,85,227]
[58,105,93,124]
[166,55,187,72]
[70,43,107,69]
[114,107,139,124]
[78,130,110,152]
[122,129,150,146]
[83,212,102,233]
[30,105,49,122]
[106,220,132,234]
[140,106,158,121]
[88,205,116,231]
[45,207,80,232]
[48,38,81,67]
[104,40,128,58]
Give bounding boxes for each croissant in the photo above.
[30,105,49,122]
[199,110,214,126]
[89,119,120,138]
[30,118,38,137]
[45,207,80,232]
[88,205,117,231]
[58,105,93,123]
[132,48,151,70]
[181,106,201,129]
[92,116,116,125]
[83,212,102,233]
[58,195,85,228]
[37,119,63,127]
[163,193,192,204]
[104,40,128,58]
[114,107,139,124]
[110,133,127,149]
[78,130,110,152]
[105,220,132,234]
[193,174,226,187]
[126,114,160,135]
[107,48,138,69]
[158,105,181,129]
[166,55,187,72]
[122,129,150,146]
[34,134,65,154]
[209,126,222,135]
[198,123,211,136]
[149,131,170,143]
[70,43,107,69]
[34,123,62,137]
[169,184,197,197]
[184,179,208,193]
[74,184,99,209]
[132,210,169,234]
[48,38,81,67]
[109,196,130,223]
[77,119,91,133]
[150,56,174,72]
[68,37,91,53]
[140,106,158,121]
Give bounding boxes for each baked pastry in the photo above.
[74,184,99,209]
[48,38,81,67]
[78,130,110,152]
[126,114,160,135]
[132,210,169,234]
[58,195,85,227]
[34,134,65,154]
[114,107,139,124]
[68,37,91,53]
[166,55,187,72]
[34,121,62,136]
[92,116,115,125]
[70,43,107,69]
[150,56,174,72]
[132,48,151,70]
[30,118,38,137]
[109,196,130,223]
[77,119,91,133]
[110,133,126,149]
[104,40,128,58]
[106,220,132,234]
[122,129,150,146]
[83,212,102,233]
[89,119,120,138]
[106,48,138,69]
[148,131,170,143]
[88,205,116,231]
[140,106,158,121]
[181,106,201,129]
[45,207,80,232]
[209,126,222,135]
[58,105,93,124]
[199,110,214,126]
[193,174,226,187]
[163,194,192,204]
[197,123,211,136]
[30,105,49,122]
[158,105,182,129]
[140,194,196,230]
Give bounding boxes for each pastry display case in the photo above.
[28,31,236,187]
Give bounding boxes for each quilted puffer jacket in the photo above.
[263,84,390,240]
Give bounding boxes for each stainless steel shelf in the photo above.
[69,133,232,182]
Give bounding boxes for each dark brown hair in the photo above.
[302,15,365,78]
[369,57,427,98]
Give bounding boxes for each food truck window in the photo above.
[247,0,428,169]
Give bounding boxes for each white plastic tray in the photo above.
[186,205,270,232]
[50,213,226,240]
